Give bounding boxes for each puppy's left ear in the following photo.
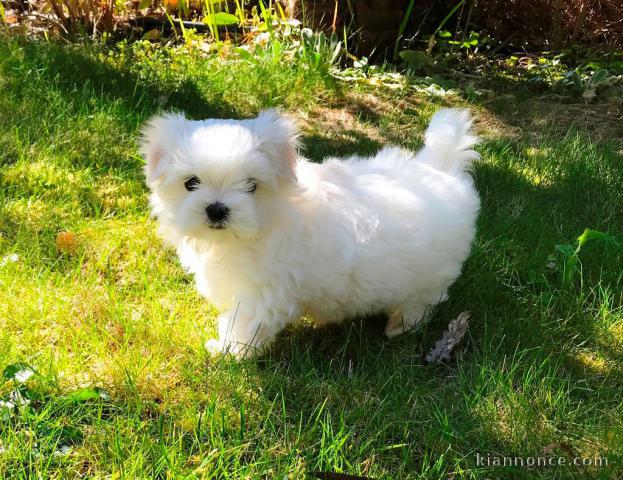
[249,109,299,182]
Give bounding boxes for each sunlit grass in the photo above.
[0,34,622,479]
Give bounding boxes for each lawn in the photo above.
[0,34,622,479]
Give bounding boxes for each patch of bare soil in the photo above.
[297,84,622,160]
[511,98,623,143]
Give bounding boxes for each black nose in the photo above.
[205,202,230,224]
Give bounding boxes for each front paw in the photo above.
[204,338,258,359]
[205,338,225,356]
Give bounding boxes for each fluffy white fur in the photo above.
[141,108,480,358]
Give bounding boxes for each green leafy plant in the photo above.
[563,67,618,100]
[235,12,343,76]
[549,228,620,288]
[438,30,491,53]
[1,361,111,457]
[2,362,111,411]
[427,0,465,54]
[66,387,111,402]
[300,28,342,72]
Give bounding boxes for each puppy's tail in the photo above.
[417,108,479,175]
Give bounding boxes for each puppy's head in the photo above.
[141,109,298,243]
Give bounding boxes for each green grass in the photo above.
[1,34,623,479]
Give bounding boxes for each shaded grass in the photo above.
[1,35,622,479]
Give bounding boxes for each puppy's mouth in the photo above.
[204,217,228,230]
[208,224,227,230]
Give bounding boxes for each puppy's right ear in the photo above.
[140,112,187,185]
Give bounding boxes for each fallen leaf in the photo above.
[426,312,471,363]
[56,231,78,255]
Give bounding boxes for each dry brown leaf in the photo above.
[56,231,78,255]
[425,311,471,364]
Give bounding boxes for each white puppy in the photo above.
[141,108,480,358]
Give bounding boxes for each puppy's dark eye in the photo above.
[184,176,201,191]
[245,178,258,194]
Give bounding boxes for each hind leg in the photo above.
[386,289,449,338]
[385,302,432,338]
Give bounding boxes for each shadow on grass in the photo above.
[0,37,234,137]
[303,132,383,161]
[242,135,622,477]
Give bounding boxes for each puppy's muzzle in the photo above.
[205,202,230,228]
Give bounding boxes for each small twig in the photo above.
[46,0,67,28]
[23,11,69,33]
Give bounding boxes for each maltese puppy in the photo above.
[141,108,480,358]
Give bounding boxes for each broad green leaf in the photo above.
[67,387,111,402]
[586,61,603,70]
[563,254,578,275]
[203,12,239,26]
[0,399,15,421]
[591,69,609,84]
[554,243,577,286]
[330,40,342,64]
[577,228,618,249]
[554,244,574,256]
[235,47,254,61]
